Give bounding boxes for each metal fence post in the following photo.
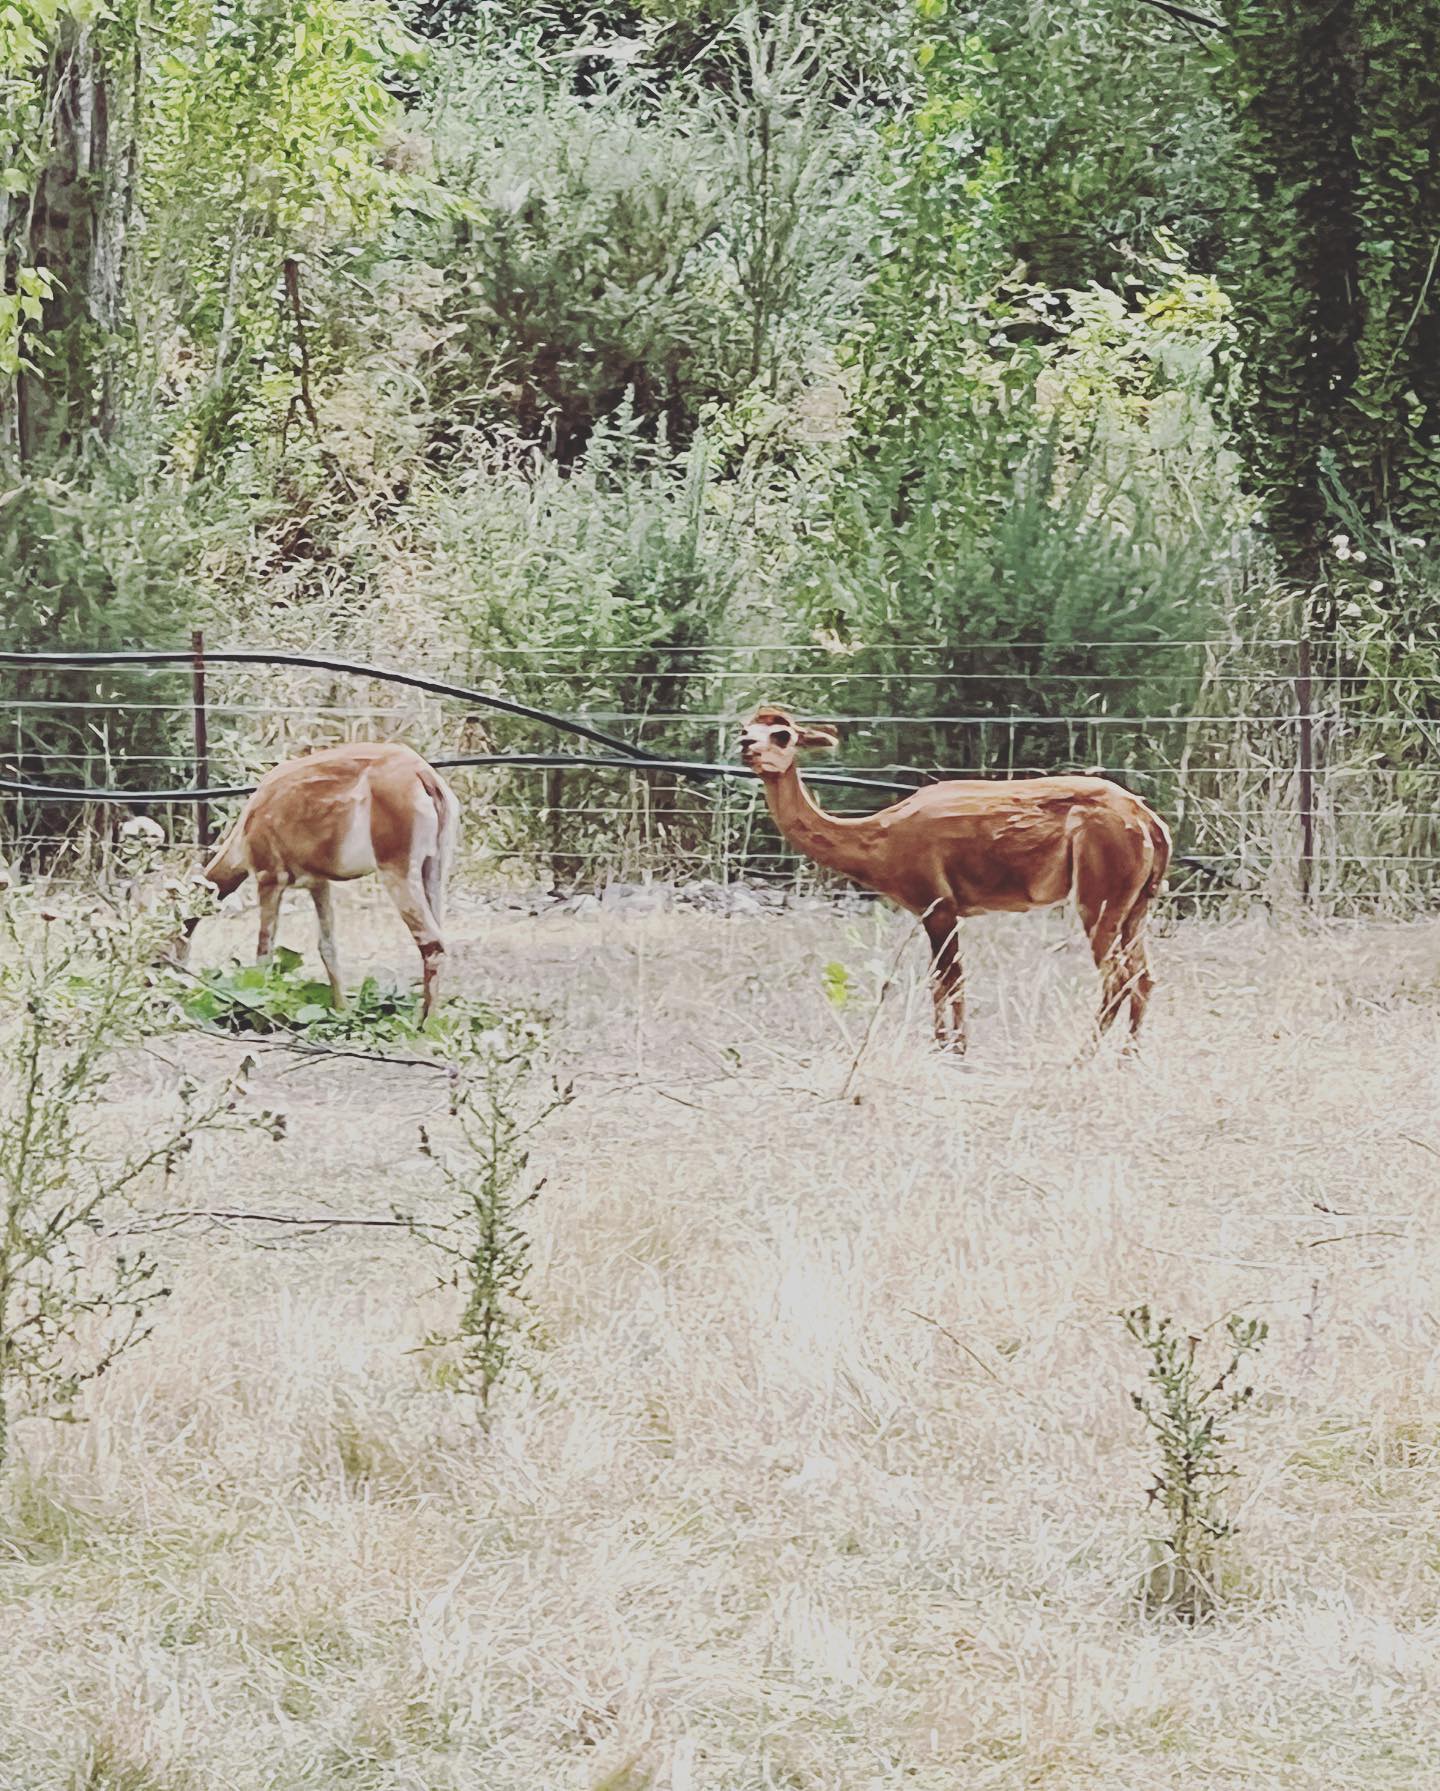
[546,764,565,888]
[1297,629,1314,903]
[191,629,211,852]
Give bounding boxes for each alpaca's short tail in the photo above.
[419,769,460,926]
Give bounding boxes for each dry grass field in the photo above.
[4,892,1440,1790]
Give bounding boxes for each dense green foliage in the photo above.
[2,0,1435,876]
[0,468,205,846]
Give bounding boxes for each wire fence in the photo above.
[3,635,1439,911]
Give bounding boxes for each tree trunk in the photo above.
[15,19,125,464]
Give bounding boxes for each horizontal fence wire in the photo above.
[2,637,1438,910]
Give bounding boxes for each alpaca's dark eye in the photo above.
[770,728,793,747]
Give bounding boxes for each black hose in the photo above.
[0,647,661,762]
[0,756,1238,881]
[0,752,920,803]
[0,648,1241,883]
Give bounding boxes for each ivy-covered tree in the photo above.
[2,2,132,459]
[1220,0,1440,596]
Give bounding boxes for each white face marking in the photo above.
[739,720,795,762]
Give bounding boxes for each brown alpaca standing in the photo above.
[738,706,1170,1051]
[180,742,460,1018]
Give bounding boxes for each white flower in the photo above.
[1331,533,1349,550]
[1333,544,1351,561]
[1370,580,1384,593]
[1352,550,1367,563]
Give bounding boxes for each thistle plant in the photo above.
[1122,1305,1269,1620]
[411,1015,571,1415]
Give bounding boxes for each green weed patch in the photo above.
[174,948,506,1050]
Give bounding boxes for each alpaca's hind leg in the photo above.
[1118,908,1155,1039]
[1075,868,1132,1039]
[380,867,446,1019]
[1076,842,1153,1043]
[922,903,966,1053]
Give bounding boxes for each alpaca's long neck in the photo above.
[760,765,879,887]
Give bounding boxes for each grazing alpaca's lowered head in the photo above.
[738,704,1170,1052]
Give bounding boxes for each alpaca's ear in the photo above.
[797,724,840,750]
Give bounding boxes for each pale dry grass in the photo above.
[3,897,1440,1790]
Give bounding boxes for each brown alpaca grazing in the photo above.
[738,706,1170,1052]
[180,742,460,1018]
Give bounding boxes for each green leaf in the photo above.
[821,961,851,1008]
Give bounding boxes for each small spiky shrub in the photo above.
[410,1016,572,1415]
[0,888,278,1475]
[1122,1305,1268,1621]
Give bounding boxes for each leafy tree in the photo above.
[136,0,422,479]
[846,0,1009,486]
[1,0,417,474]
[812,0,1238,776]
[977,0,1235,292]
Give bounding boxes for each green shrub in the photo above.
[414,15,860,459]
[1122,1305,1268,1621]
[0,887,276,1475]
[0,465,209,865]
